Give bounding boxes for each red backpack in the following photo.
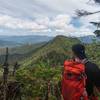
[62,60,88,100]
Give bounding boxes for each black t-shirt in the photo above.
[85,61,100,96]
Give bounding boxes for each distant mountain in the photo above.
[1,35,100,48]
[0,40,21,47]
[0,42,46,64]
[78,35,100,43]
[0,35,53,46]
[21,35,80,67]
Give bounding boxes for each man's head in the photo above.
[72,44,87,60]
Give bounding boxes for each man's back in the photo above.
[85,61,100,96]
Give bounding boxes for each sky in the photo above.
[0,0,100,37]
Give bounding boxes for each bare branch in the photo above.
[93,0,100,4]
[76,10,100,17]
[90,22,100,27]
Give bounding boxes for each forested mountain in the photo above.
[15,36,100,100]
[0,35,100,100]
[21,35,80,67]
[0,42,46,64]
[79,35,100,43]
[0,40,21,47]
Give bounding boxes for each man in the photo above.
[62,44,100,100]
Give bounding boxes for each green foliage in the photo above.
[0,42,46,64]
[15,36,100,100]
[86,43,100,66]
[0,36,100,100]
[22,35,80,67]
[37,51,69,66]
[16,62,62,100]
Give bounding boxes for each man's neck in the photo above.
[74,58,88,64]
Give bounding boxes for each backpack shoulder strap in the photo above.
[82,59,89,64]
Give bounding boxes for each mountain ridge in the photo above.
[21,35,80,67]
[78,35,100,43]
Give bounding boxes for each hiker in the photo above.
[62,44,100,100]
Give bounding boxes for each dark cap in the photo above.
[72,44,87,59]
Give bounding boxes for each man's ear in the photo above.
[72,57,75,61]
[97,87,100,92]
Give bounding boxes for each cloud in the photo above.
[80,13,100,25]
[0,14,48,31]
[0,0,100,36]
[0,14,73,33]
[0,13,96,36]
[34,0,100,16]
[49,15,71,29]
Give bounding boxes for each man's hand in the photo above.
[61,95,64,100]
[94,87,100,95]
